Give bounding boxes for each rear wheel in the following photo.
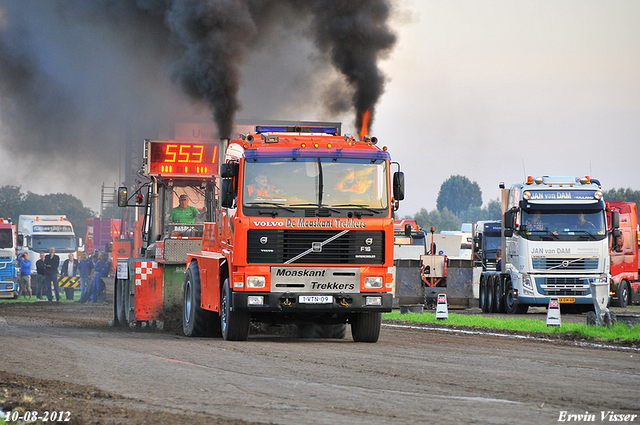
[116,279,126,326]
[493,275,504,313]
[479,275,487,312]
[183,262,220,337]
[504,278,517,314]
[487,276,495,313]
[351,312,382,342]
[616,281,629,308]
[221,278,250,341]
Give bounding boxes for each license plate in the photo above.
[299,295,333,304]
[558,298,575,303]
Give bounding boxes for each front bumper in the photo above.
[232,291,393,313]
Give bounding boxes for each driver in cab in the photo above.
[247,172,275,198]
[169,194,203,224]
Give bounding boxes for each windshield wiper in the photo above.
[571,230,598,240]
[331,204,378,216]
[527,230,559,240]
[245,202,295,214]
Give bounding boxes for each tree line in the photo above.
[403,175,640,233]
[0,185,96,242]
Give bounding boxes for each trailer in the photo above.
[606,201,640,307]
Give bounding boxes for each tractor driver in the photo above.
[169,194,203,224]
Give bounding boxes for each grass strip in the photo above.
[383,311,640,342]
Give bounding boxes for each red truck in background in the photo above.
[607,201,639,307]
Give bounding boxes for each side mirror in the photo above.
[473,234,481,250]
[17,234,23,246]
[220,178,236,208]
[118,187,128,207]
[404,224,411,237]
[220,163,238,178]
[393,171,405,201]
[611,211,620,229]
[504,229,513,237]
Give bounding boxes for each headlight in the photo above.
[364,276,383,289]
[522,274,534,296]
[523,191,531,200]
[365,296,382,306]
[246,276,266,288]
[592,274,608,284]
[247,295,264,305]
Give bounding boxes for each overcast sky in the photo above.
[0,0,638,218]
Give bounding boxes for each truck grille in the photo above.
[247,230,384,265]
[532,257,599,271]
[537,277,590,296]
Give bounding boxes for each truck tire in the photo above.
[616,281,629,308]
[116,279,126,326]
[183,262,220,337]
[586,311,597,325]
[351,312,382,342]
[221,278,250,341]
[504,278,517,314]
[486,276,495,313]
[492,275,503,313]
[479,274,487,312]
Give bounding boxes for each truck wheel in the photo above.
[351,312,382,342]
[123,279,131,324]
[221,278,250,341]
[486,276,495,313]
[116,279,126,326]
[493,275,503,313]
[183,262,219,337]
[479,275,487,312]
[504,279,517,314]
[616,281,629,308]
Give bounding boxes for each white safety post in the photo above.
[546,298,561,327]
[435,293,448,320]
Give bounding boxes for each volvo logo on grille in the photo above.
[562,260,570,268]
[312,242,322,252]
[260,236,268,245]
[365,237,373,245]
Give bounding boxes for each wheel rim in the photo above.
[184,280,192,325]
[221,285,228,334]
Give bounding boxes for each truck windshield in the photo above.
[30,235,76,253]
[242,158,389,213]
[0,228,13,249]
[520,209,606,240]
[484,235,501,251]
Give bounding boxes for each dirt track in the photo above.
[1,298,639,425]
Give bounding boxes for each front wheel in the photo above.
[183,262,220,337]
[616,281,629,308]
[504,279,517,314]
[221,278,250,341]
[351,312,382,342]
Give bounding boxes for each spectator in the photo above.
[91,252,111,303]
[60,253,79,301]
[76,252,94,303]
[44,247,60,302]
[17,252,32,299]
[35,252,46,300]
[496,251,502,272]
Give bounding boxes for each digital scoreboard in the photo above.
[145,140,219,177]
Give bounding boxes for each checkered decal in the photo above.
[135,261,158,286]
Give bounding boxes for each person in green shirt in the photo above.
[169,194,202,224]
